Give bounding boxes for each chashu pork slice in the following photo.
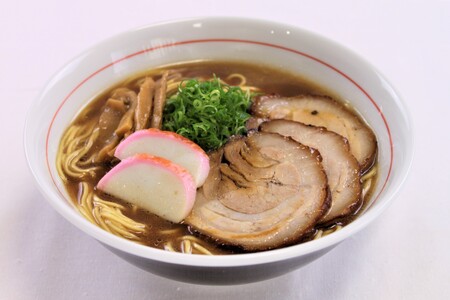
[251,95,377,173]
[185,132,329,251]
[260,120,362,224]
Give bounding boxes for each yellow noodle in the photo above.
[93,206,110,231]
[361,166,377,182]
[77,205,97,224]
[67,125,94,153]
[74,182,97,224]
[362,178,373,198]
[92,195,146,233]
[226,73,247,86]
[327,225,342,234]
[219,75,260,93]
[57,126,86,181]
[313,230,323,240]
[70,154,100,174]
[64,156,97,179]
[164,242,175,252]
[159,228,183,235]
[93,202,114,210]
[166,73,180,81]
[78,182,90,206]
[93,196,125,209]
[181,239,192,254]
[60,126,80,152]
[192,242,213,255]
[179,235,206,243]
[63,131,101,179]
[102,221,128,238]
[86,192,94,213]
[166,82,182,96]
[314,225,342,240]
[76,128,100,167]
[66,121,96,154]
[65,149,85,172]
[243,86,261,93]
[56,154,69,183]
[178,235,217,255]
[104,221,141,240]
[93,200,125,211]
[323,225,342,236]
[100,210,146,232]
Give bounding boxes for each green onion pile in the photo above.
[162,77,252,151]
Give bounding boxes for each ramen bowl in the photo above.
[24,17,413,285]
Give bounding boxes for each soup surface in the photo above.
[57,60,377,255]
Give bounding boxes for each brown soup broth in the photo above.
[59,60,377,254]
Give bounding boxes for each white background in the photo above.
[1,0,449,299]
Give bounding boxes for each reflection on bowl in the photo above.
[24,17,413,285]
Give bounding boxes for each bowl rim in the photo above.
[24,16,414,268]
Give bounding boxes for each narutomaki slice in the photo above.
[185,132,330,251]
[260,120,362,223]
[114,129,210,187]
[251,95,377,173]
[97,154,197,223]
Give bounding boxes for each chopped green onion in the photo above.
[162,77,252,151]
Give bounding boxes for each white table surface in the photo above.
[1,0,449,299]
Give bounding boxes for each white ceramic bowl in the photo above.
[24,17,413,285]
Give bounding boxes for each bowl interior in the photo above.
[25,17,413,267]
